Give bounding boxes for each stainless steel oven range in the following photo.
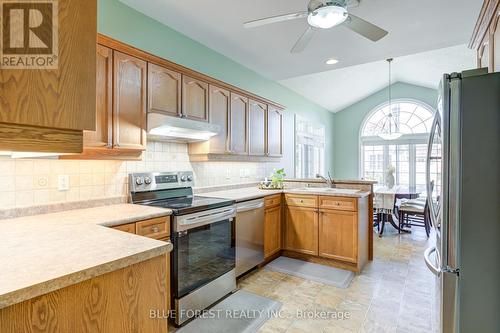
[129,171,236,326]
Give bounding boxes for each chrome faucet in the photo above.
[316,172,334,188]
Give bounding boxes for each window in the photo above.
[295,115,325,178]
[360,100,434,195]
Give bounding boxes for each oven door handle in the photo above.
[180,207,236,230]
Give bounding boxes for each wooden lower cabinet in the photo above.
[113,222,136,234]
[0,255,167,333]
[264,205,281,258]
[319,209,358,263]
[284,206,318,256]
[112,216,170,240]
[283,194,369,272]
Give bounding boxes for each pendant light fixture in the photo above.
[378,58,402,140]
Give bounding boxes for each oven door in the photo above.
[172,217,235,298]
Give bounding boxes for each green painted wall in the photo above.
[97,0,335,175]
[333,82,438,179]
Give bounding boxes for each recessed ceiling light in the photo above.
[326,58,338,65]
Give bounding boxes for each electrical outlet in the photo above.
[36,176,49,189]
[58,175,70,191]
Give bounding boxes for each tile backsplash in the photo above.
[0,141,281,209]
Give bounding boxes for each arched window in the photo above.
[360,100,435,192]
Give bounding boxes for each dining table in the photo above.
[373,185,421,236]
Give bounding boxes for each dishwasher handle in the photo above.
[236,200,264,213]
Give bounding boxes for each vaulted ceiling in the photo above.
[119,0,481,111]
[280,44,476,112]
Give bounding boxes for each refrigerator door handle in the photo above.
[424,246,441,277]
[426,114,441,231]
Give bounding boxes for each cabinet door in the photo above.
[229,93,249,155]
[208,85,231,153]
[494,12,500,72]
[148,63,182,117]
[113,51,147,150]
[267,106,283,157]
[264,206,281,258]
[478,35,491,71]
[319,210,358,263]
[113,223,136,234]
[83,45,113,148]
[0,0,96,131]
[182,75,209,122]
[284,206,318,255]
[249,100,266,156]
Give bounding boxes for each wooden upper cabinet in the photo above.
[229,93,249,155]
[319,210,358,263]
[249,100,267,156]
[471,0,500,72]
[208,85,230,153]
[84,45,113,149]
[148,63,182,117]
[267,106,283,157]
[0,0,96,131]
[479,36,491,70]
[0,0,97,153]
[493,8,500,71]
[182,75,209,122]
[113,51,147,150]
[284,206,318,256]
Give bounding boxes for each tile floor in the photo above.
[238,227,437,333]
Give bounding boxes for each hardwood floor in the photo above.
[238,227,437,333]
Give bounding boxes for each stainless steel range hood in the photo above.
[147,113,220,142]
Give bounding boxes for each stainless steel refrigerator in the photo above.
[424,69,500,333]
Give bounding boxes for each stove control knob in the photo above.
[180,175,187,182]
[135,177,144,185]
[187,175,193,182]
[144,177,152,185]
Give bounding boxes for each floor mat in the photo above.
[265,256,354,289]
[177,290,281,333]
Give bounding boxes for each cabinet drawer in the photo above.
[136,216,170,239]
[319,196,357,211]
[113,222,136,234]
[285,194,318,208]
[265,194,282,208]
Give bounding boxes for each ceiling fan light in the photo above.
[307,5,348,29]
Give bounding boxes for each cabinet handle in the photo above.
[152,226,159,233]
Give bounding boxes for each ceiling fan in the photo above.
[244,0,388,53]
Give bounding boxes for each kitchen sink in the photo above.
[292,187,360,194]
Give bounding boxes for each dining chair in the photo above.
[397,181,434,237]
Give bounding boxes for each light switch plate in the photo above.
[58,175,69,191]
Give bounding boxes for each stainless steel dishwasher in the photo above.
[235,198,265,277]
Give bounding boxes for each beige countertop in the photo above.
[0,204,172,309]
[202,186,370,202]
[285,178,378,185]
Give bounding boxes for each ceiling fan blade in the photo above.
[244,11,308,29]
[291,26,315,53]
[343,14,388,42]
